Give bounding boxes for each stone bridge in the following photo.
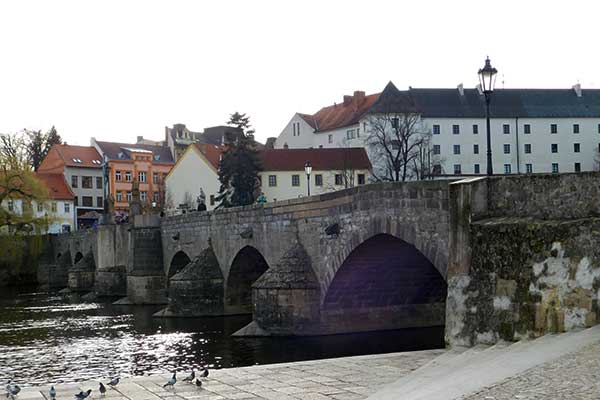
[41,174,600,346]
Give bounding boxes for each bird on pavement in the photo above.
[74,389,91,400]
[6,382,21,399]
[182,371,194,383]
[162,372,176,389]
[99,383,106,396]
[107,377,119,388]
[49,386,56,400]
[195,379,202,388]
[199,368,209,379]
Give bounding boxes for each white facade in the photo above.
[64,166,104,210]
[1,198,75,234]
[276,114,318,149]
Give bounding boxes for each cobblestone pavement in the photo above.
[16,349,444,400]
[462,341,600,400]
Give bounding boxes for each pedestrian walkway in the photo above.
[14,349,444,400]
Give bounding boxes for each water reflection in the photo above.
[0,286,444,386]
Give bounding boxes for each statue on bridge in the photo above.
[197,188,207,211]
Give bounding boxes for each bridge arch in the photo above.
[225,245,270,314]
[168,251,192,280]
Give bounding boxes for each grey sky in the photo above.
[1,0,598,145]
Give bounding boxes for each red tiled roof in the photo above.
[52,144,103,168]
[300,91,380,132]
[258,148,371,171]
[193,143,225,170]
[35,173,75,200]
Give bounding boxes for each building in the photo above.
[92,139,174,217]
[165,145,371,212]
[164,123,245,162]
[0,172,75,234]
[275,82,600,177]
[38,144,104,229]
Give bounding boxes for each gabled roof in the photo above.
[368,81,418,114]
[95,141,174,164]
[298,91,381,133]
[35,173,74,200]
[258,148,372,171]
[193,143,225,170]
[51,144,103,168]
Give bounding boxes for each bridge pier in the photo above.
[68,252,96,292]
[94,225,128,297]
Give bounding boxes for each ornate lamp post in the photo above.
[304,161,312,196]
[478,57,498,176]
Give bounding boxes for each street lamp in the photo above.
[478,57,498,176]
[304,161,312,196]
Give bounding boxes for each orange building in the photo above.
[92,139,174,216]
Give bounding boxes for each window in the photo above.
[551,124,558,134]
[504,164,511,174]
[573,124,580,134]
[473,125,479,134]
[391,140,400,150]
[524,143,532,154]
[125,171,132,182]
[94,177,101,189]
[153,173,159,184]
[574,162,581,172]
[356,127,360,138]
[574,143,580,153]
[97,197,103,208]
[452,125,460,135]
[453,144,461,155]
[357,174,365,185]
[503,124,510,134]
[391,118,399,129]
[551,144,558,153]
[433,145,441,155]
[315,174,323,186]
[37,202,43,212]
[153,192,159,203]
[432,164,442,175]
[126,191,132,202]
[268,175,277,187]
[292,122,301,136]
[346,129,355,140]
[82,176,92,188]
[51,202,57,212]
[433,125,440,135]
[335,174,343,185]
[453,164,462,175]
[474,164,480,174]
[82,196,93,207]
[210,195,215,206]
[503,144,510,154]
[598,124,600,134]
[116,191,122,202]
[74,196,78,206]
[552,163,559,173]
[141,191,147,201]
[291,175,300,186]
[473,144,479,154]
[526,164,533,173]
[138,171,146,183]
[64,203,70,213]
[71,175,78,188]
[7,200,14,212]
[328,134,333,144]
[115,171,121,182]
[524,124,531,134]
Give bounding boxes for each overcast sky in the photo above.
[1,0,598,146]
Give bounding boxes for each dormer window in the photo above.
[154,155,161,161]
[118,152,125,159]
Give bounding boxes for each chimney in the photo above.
[457,83,464,96]
[573,83,582,97]
[353,90,366,105]
[476,84,483,96]
[343,95,352,106]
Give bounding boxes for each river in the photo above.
[0,286,444,386]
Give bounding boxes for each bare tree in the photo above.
[410,130,444,180]
[323,137,358,191]
[366,111,429,182]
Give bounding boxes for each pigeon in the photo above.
[107,378,119,388]
[199,368,209,379]
[182,371,195,383]
[162,372,176,389]
[99,383,106,396]
[5,383,21,399]
[74,389,91,400]
[195,379,202,388]
[49,386,56,400]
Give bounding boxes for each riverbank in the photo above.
[13,349,445,400]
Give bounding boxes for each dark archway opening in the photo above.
[168,251,192,285]
[323,234,447,333]
[74,252,83,264]
[226,246,269,314]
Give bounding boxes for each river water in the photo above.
[0,286,444,386]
